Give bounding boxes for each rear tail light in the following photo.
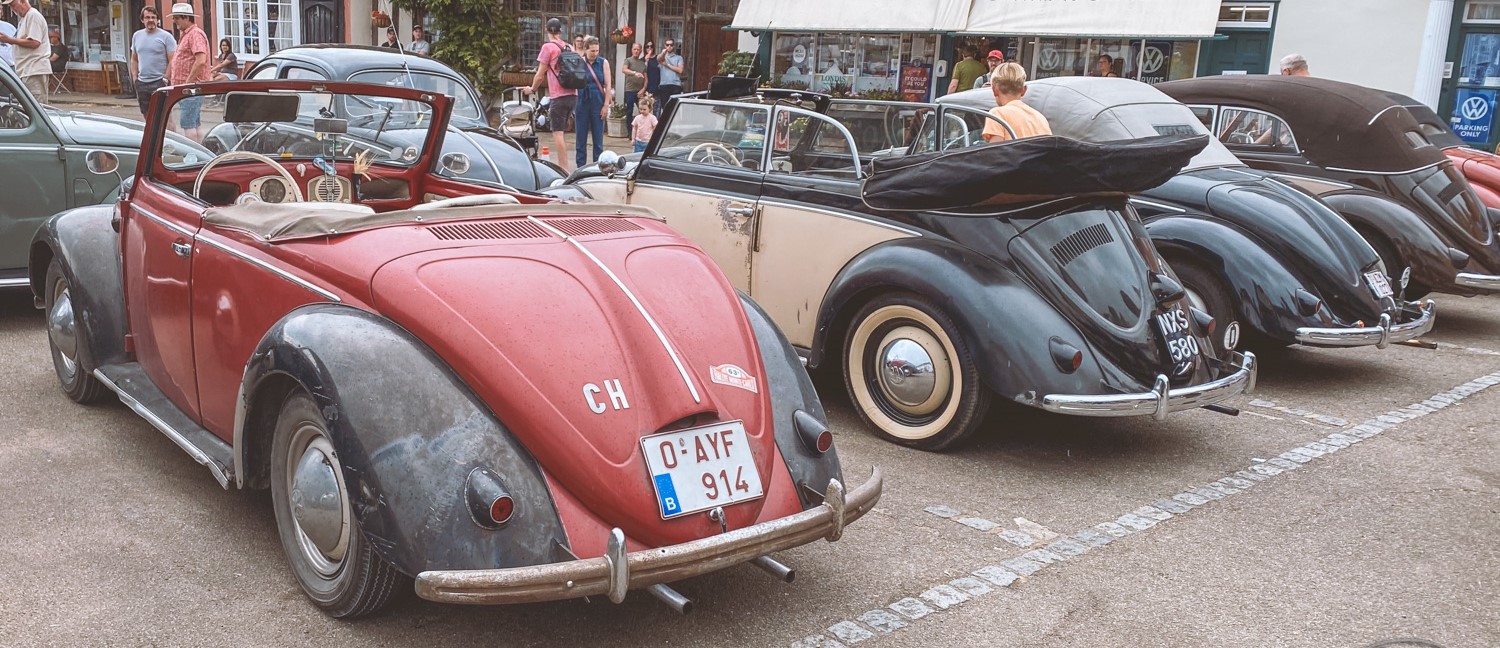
[1049,337,1083,373]
[465,467,515,528]
[793,410,833,454]
[1293,289,1323,317]
[1188,307,1216,338]
[1447,247,1471,270]
[1149,272,1186,305]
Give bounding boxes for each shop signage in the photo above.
[1139,41,1172,84]
[1454,88,1497,144]
[900,65,932,102]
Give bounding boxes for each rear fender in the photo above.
[235,304,568,575]
[28,204,128,367]
[738,293,841,509]
[1321,192,1456,288]
[1146,216,1315,341]
[811,238,1103,405]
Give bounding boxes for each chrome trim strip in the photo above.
[194,236,342,302]
[0,143,65,152]
[755,199,922,237]
[527,216,702,404]
[1324,160,1447,176]
[1128,198,1188,214]
[0,277,31,288]
[1041,351,1256,418]
[448,126,509,189]
[1366,105,1402,126]
[93,368,230,487]
[1294,300,1436,348]
[1455,272,1500,290]
[138,205,198,238]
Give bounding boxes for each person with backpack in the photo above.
[525,17,582,171]
[574,35,613,168]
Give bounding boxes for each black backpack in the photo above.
[549,42,589,90]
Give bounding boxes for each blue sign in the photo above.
[1453,88,1497,144]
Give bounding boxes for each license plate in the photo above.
[1155,305,1201,363]
[640,420,764,519]
[1365,270,1394,299]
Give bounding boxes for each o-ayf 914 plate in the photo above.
[1155,305,1201,364]
[1365,270,1394,298]
[640,420,764,519]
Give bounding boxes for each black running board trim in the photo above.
[95,364,235,488]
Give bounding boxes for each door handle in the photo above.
[172,241,192,257]
[726,206,755,217]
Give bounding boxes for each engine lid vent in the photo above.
[544,217,645,238]
[427,220,552,241]
[1050,222,1114,266]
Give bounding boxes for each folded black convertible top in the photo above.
[861,134,1209,211]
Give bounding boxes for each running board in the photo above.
[95,364,235,488]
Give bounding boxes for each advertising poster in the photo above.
[900,65,931,102]
[1454,88,1497,144]
[1138,40,1173,84]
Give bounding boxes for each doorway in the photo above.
[1198,30,1270,76]
[692,21,739,92]
[300,0,342,45]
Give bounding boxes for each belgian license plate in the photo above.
[1155,305,1201,363]
[640,420,764,519]
[1365,270,1394,298]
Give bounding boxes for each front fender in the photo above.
[1321,192,1457,290]
[28,204,128,367]
[235,304,568,576]
[1147,216,1323,341]
[811,238,1106,405]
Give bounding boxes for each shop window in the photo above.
[1216,107,1297,154]
[517,0,597,62]
[772,33,816,89]
[657,0,684,54]
[33,0,114,64]
[219,0,299,58]
[1466,1,1500,23]
[1217,3,1274,28]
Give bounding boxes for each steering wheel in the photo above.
[688,142,740,166]
[0,102,29,130]
[194,151,305,203]
[411,193,521,211]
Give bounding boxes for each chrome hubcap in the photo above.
[880,338,936,407]
[287,428,349,577]
[48,282,78,376]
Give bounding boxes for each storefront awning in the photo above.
[728,0,971,32]
[958,0,1222,38]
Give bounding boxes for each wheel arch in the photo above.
[1321,191,1456,290]
[28,204,129,367]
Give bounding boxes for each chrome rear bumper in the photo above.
[1041,350,1255,420]
[1294,300,1436,349]
[1456,272,1500,290]
[414,469,882,605]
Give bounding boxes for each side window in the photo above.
[769,109,859,178]
[248,64,279,80]
[1188,105,1216,129]
[282,67,333,117]
[0,80,34,131]
[655,102,767,171]
[1217,107,1297,154]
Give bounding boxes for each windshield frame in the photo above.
[346,68,484,121]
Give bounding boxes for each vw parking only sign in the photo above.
[1453,88,1497,144]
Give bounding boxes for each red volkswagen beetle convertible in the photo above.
[28,81,879,617]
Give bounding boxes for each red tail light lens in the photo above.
[816,430,833,453]
[489,496,515,525]
[465,467,515,529]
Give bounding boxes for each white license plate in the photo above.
[1155,305,1201,363]
[1365,270,1394,298]
[640,420,764,519]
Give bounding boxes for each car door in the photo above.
[628,99,770,290]
[0,71,67,274]
[121,147,203,419]
[751,106,915,348]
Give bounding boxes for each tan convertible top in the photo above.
[203,200,666,243]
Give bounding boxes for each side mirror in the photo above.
[440,151,471,176]
[598,150,628,176]
[85,150,120,175]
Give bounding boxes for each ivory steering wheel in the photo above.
[688,142,740,166]
[194,150,305,203]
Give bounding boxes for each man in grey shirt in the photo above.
[622,42,646,119]
[129,5,175,116]
[656,38,684,113]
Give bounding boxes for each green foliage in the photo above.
[389,0,519,106]
[718,50,756,76]
[609,102,627,119]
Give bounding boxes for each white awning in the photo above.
[728,0,971,32]
[959,0,1222,38]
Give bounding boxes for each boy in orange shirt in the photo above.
[982,63,1051,142]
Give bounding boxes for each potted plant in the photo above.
[607,102,629,138]
[371,10,391,29]
[609,26,634,45]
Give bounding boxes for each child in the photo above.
[631,94,657,153]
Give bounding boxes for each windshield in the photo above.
[1073,103,1241,171]
[348,70,482,121]
[165,89,438,171]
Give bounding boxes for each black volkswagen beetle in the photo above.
[206,45,564,193]
[940,78,1436,353]
[1158,75,1500,297]
[565,86,1254,450]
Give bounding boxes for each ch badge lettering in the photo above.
[583,379,630,414]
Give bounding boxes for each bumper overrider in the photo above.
[1456,272,1500,291]
[1294,300,1437,349]
[414,469,883,605]
[1040,350,1256,420]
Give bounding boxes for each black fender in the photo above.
[28,204,129,368]
[738,293,841,509]
[809,238,1107,405]
[235,304,569,575]
[1321,192,1458,290]
[1146,216,1319,341]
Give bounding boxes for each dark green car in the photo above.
[0,64,209,287]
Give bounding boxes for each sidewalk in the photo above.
[49,91,636,165]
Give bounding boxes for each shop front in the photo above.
[1442,1,1500,151]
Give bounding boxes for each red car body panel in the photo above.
[1448,147,1500,209]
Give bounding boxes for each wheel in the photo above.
[843,293,990,451]
[1171,260,1244,356]
[1359,228,1430,299]
[270,391,406,618]
[44,258,106,404]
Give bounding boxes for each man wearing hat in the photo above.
[525,17,578,172]
[974,49,1004,89]
[166,2,210,140]
[379,26,399,49]
[0,0,52,101]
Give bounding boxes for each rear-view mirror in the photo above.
[224,92,301,123]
